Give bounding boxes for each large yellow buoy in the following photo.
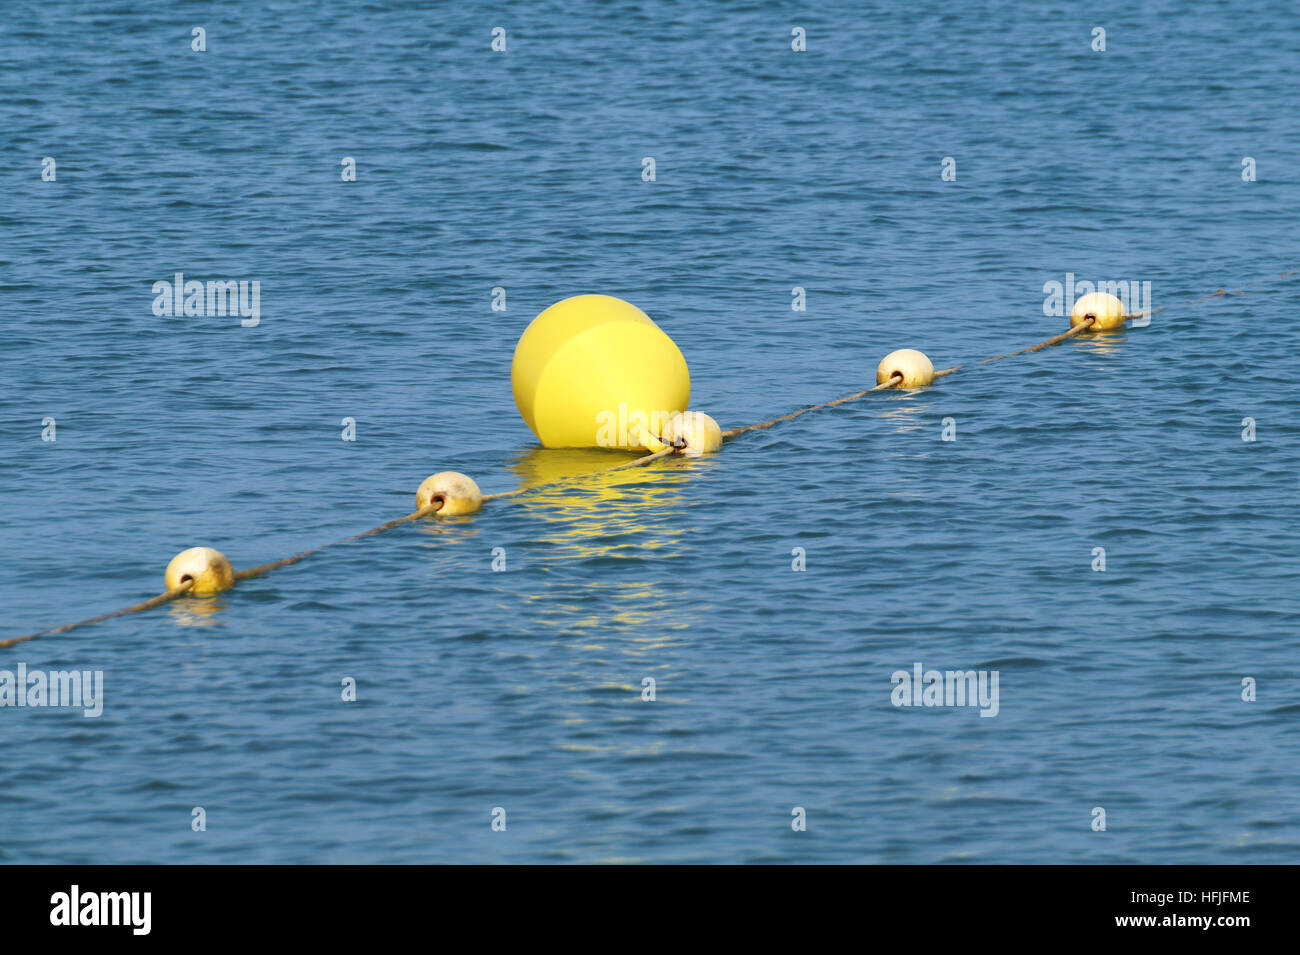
[1070,292,1127,331]
[511,295,690,449]
[876,349,934,387]
[164,547,235,596]
[415,471,482,516]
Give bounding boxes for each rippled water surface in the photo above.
[2,1,1298,863]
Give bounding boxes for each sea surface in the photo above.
[1,1,1298,863]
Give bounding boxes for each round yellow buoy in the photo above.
[164,547,234,596]
[511,294,690,449]
[648,410,723,456]
[876,349,934,387]
[416,471,482,516]
[1070,292,1126,331]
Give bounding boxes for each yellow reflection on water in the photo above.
[503,446,715,557]
[507,446,719,491]
[1072,330,1128,355]
[413,513,482,545]
[166,597,227,628]
[497,446,718,640]
[532,579,699,638]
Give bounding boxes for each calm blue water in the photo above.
[2,1,1298,864]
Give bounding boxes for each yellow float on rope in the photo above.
[415,471,483,516]
[877,349,934,387]
[511,295,690,449]
[646,410,723,456]
[164,547,235,596]
[1070,291,1127,331]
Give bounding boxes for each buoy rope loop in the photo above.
[652,432,689,452]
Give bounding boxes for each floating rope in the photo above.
[1126,266,1300,321]
[721,374,906,439]
[5,268,1295,650]
[2,447,673,649]
[234,446,676,576]
[721,265,1300,440]
[0,580,194,650]
[722,320,1096,438]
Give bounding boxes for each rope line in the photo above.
[0,580,194,650]
[721,374,904,439]
[721,319,1097,440]
[719,264,1300,442]
[1124,266,1300,321]
[6,267,1296,650]
[232,504,440,581]
[3,447,673,649]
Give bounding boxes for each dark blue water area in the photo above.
[0,1,1297,862]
